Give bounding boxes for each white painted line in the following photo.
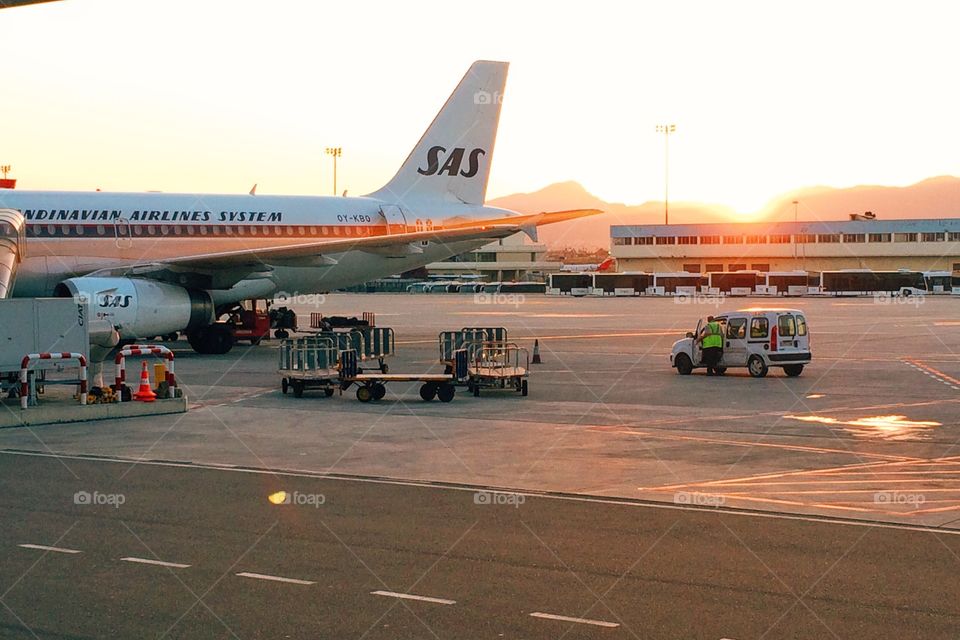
[6,450,960,536]
[370,590,456,605]
[236,571,315,585]
[530,612,619,628]
[18,543,81,554]
[120,556,190,569]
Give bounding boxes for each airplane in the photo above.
[560,257,616,273]
[0,60,600,355]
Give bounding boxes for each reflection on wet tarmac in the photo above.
[786,414,942,441]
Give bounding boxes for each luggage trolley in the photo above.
[438,327,507,376]
[278,336,339,397]
[313,328,395,374]
[339,348,469,403]
[350,326,396,373]
[466,341,530,397]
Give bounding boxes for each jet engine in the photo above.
[54,277,214,340]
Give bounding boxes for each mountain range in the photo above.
[488,176,960,249]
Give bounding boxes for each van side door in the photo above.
[721,316,748,366]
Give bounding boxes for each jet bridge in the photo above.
[0,209,26,299]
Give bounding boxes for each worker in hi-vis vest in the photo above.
[697,315,724,376]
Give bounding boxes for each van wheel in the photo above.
[748,355,768,378]
[783,364,804,377]
[675,354,693,375]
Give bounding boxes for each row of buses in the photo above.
[547,269,959,297]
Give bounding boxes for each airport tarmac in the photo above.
[1,293,959,638]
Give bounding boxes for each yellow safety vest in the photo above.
[703,321,723,349]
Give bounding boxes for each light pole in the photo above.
[655,125,676,225]
[325,147,342,196]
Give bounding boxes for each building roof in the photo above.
[610,218,960,238]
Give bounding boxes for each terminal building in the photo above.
[426,233,559,281]
[610,218,960,275]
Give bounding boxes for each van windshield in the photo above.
[778,315,796,337]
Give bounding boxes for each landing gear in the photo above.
[187,323,235,355]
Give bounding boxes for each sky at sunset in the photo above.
[3,0,959,214]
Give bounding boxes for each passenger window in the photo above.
[796,315,807,336]
[726,318,746,339]
[750,317,768,338]
[778,315,796,337]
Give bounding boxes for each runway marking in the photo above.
[530,612,619,628]
[903,359,960,390]
[121,556,190,569]
[370,590,456,605]
[18,543,81,554]
[236,571,315,585]
[596,428,921,462]
[5,449,960,535]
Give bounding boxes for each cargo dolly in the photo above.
[438,327,508,376]
[312,325,395,374]
[278,336,339,398]
[338,348,468,403]
[466,341,530,397]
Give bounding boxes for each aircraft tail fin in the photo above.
[368,60,508,206]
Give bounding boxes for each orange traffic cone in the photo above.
[132,361,157,402]
[532,339,542,364]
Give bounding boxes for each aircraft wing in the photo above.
[83,209,601,289]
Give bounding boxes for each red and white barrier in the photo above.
[20,352,88,409]
[114,345,176,402]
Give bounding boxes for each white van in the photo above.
[670,308,811,377]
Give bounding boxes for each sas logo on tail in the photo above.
[417,146,485,177]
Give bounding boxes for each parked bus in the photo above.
[708,271,763,294]
[592,272,654,296]
[820,269,925,294]
[652,272,706,295]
